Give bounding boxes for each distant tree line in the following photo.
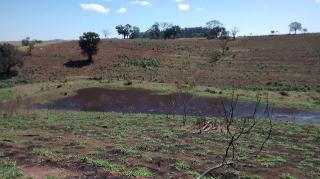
[110,20,309,40]
[115,20,238,40]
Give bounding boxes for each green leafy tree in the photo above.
[289,22,302,34]
[116,24,132,39]
[206,20,226,39]
[79,32,100,62]
[164,25,181,39]
[116,25,126,39]
[129,26,141,39]
[148,23,161,39]
[0,43,23,76]
[21,37,38,56]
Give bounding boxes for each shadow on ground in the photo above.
[0,71,18,80]
[64,59,92,68]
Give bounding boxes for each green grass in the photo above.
[279,173,297,179]
[46,176,62,179]
[0,78,318,110]
[174,161,191,170]
[32,147,62,157]
[0,70,33,89]
[81,157,114,171]
[89,147,104,156]
[75,142,86,149]
[259,154,287,167]
[0,160,23,179]
[118,54,160,68]
[0,110,319,178]
[123,167,152,177]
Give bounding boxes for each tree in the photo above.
[148,22,161,39]
[124,24,132,39]
[116,24,133,39]
[163,25,181,39]
[206,20,226,39]
[0,43,23,76]
[231,27,239,40]
[21,37,37,56]
[21,37,31,46]
[78,32,100,63]
[102,29,110,39]
[206,20,223,29]
[302,28,308,34]
[129,26,141,39]
[270,30,275,35]
[116,25,125,39]
[289,22,302,34]
[180,27,209,38]
[199,94,272,178]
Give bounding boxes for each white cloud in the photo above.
[80,3,110,14]
[130,0,152,6]
[315,0,320,3]
[173,0,184,2]
[178,3,190,11]
[117,8,128,14]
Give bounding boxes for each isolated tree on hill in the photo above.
[21,37,37,56]
[102,29,110,39]
[206,20,226,39]
[231,27,239,40]
[0,43,23,76]
[21,37,31,46]
[206,20,223,29]
[302,28,308,34]
[270,30,275,35]
[79,32,100,63]
[289,22,302,34]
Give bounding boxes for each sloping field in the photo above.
[19,34,320,89]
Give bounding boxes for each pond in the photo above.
[34,88,320,123]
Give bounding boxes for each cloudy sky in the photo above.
[0,0,320,41]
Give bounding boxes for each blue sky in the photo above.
[1,0,320,41]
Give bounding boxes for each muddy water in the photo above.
[33,88,320,123]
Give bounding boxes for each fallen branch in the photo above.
[197,161,234,179]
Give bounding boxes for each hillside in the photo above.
[11,34,320,90]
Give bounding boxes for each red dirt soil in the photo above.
[19,34,320,88]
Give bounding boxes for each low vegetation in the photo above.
[119,54,160,68]
[0,110,318,178]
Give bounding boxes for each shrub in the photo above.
[119,55,160,69]
[0,43,23,76]
[174,161,191,170]
[124,167,152,177]
[0,160,22,178]
[210,49,223,63]
[130,58,160,68]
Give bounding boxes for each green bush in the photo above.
[0,160,22,179]
[119,55,160,68]
[130,58,160,68]
[210,49,223,63]
[0,43,23,76]
[0,70,32,88]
